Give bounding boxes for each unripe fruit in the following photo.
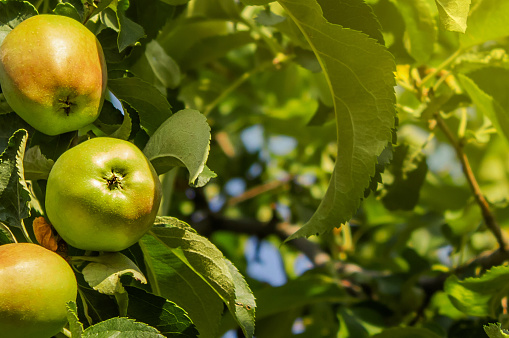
[0,14,107,135]
[0,243,77,338]
[45,137,162,252]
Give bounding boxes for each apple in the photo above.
[0,14,107,136]
[0,243,77,338]
[45,137,162,252]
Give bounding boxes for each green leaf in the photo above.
[241,0,275,5]
[277,0,396,240]
[485,323,509,338]
[190,165,217,188]
[444,265,509,317]
[107,0,146,52]
[435,0,471,33]
[317,0,384,45]
[125,286,199,337]
[0,0,37,44]
[109,100,133,140]
[372,327,443,338]
[0,129,30,229]
[147,227,235,308]
[53,2,82,22]
[145,40,181,89]
[82,317,165,337]
[159,0,190,4]
[67,301,85,338]
[381,144,428,211]
[23,146,54,181]
[0,222,14,244]
[460,0,509,48]
[81,252,147,295]
[457,72,509,145]
[255,9,286,26]
[140,234,224,338]
[255,272,348,320]
[108,77,172,136]
[396,0,437,64]
[143,109,212,185]
[153,216,194,229]
[179,31,255,71]
[225,259,256,338]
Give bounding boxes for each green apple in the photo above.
[0,243,77,338]
[0,14,107,135]
[45,137,162,252]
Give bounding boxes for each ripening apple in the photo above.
[0,14,107,135]
[0,243,77,338]
[45,137,162,252]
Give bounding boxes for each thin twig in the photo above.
[434,112,507,251]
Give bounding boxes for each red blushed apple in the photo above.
[0,14,107,135]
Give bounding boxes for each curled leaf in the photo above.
[82,252,147,295]
[33,216,58,252]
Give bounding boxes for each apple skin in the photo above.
[45,137,162,252]
[0,14,107,136]
[0,243,77,338]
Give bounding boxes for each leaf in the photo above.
[191,165,217,188]
[255,9,286,26]
[460,0,509,48]
[82,252,147,295]
[33,216,58,252]
[67,301,85,338]
[0,222,14,244]
[225,259,256,338]
[108,77,172,136]
[107,0,146,52]
[241,0,275,5]
[110,100,134,140]
[317,0,384,45]
[145,40,181,89]
[255,272,348,320]
[143,109,212,185]
[23,145,54,181]
[396,0,437,64]
[125,286,199,337]
[485,323,509,338]
[457,73,509,145]
[277,0,396,240]
[381,144,428,211]
[82,317,165,338]
[147,227,235,308]
[435,0,471,33]
[372,327,443,338]
[444,265,509,317]
[53,2,82,22]
[140,234,224,338]
[179,31,255,71]
[0,129,30,229]
[0,0,37,44]
[159,0,190,4]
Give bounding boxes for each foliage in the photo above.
[1,0,509,337]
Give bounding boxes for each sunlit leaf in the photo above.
[444,265,509,317]
[460,0,509,48]
[143,109,211,185]
[0,129,30,229]
[435,0,471,33]
[277,0,396,240]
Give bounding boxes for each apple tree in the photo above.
[1,0,509,337]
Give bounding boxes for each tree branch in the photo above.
[434,112,507,251]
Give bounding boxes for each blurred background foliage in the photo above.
[17,0,509,336]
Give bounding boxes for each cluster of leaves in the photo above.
[2,0,509,337]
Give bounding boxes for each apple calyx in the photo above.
[57,95,75,116]
[105,170,125,190]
